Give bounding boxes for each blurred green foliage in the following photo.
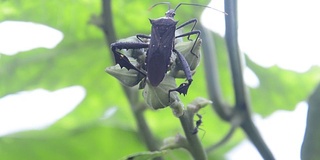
[0,0,319,159]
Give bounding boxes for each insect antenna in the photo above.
[174,2,228,15]
[148,2,171,11]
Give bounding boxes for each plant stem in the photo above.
[224,0,274,159]
[179,111,207,160]
[240,113,274,160]
[199,25,233,121]
[224,0,249,110]
[101,0,116,46]
[301,83,320,160]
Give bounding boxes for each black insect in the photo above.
[110,2,223,97]
[192,113,203,135]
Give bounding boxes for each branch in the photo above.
[224,0,274,159]
[100,0,116,46]
[174,98,212,160]
[199,25,233,121]
[179,111,207,160]
[301,83,320,159]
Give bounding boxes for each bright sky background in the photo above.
[202,0,320,73]
[201,0,319,159]
[0,86,86,136]
[1,0,319,159]
[226,102,308,160]
[0,21,63,55]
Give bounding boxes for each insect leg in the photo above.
[169,48,193,96]
[198,128,206,140]
[175,30,201,57]
[136,34,151,42]
[110,42,149,76]
[176,18,198,40]
[176,19,197,31]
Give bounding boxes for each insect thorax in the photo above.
[149,18,177,39]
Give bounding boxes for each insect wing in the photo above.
[147,18,177,86]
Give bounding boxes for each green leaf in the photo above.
[3,0,319,159]
[247,57,320,115]
[143,75,180,110]
[0,121,145,160]
[121,150,167,160]
[106,64,144,87]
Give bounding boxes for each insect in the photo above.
[110,2,225,97]
[192,113,204,135]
